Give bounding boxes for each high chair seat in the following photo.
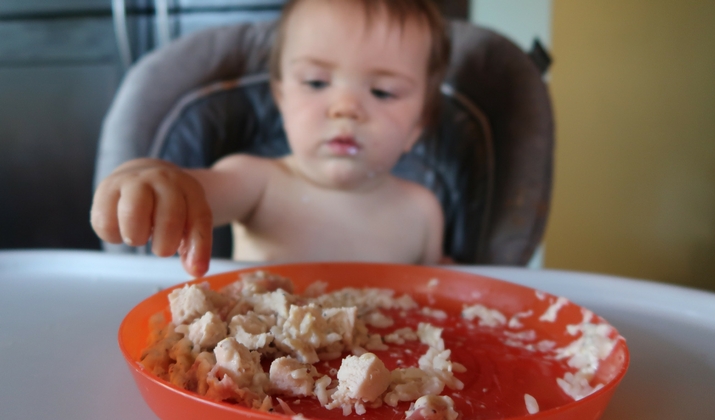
[95,20,553,265]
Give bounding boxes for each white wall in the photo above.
[469,0,552,50]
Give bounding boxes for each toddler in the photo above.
[91,0,451,276]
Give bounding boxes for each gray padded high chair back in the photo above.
[95,20,553,265]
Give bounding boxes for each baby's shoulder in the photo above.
[385,177,443,220]
[389,177,440,204]
[212,153,283,175]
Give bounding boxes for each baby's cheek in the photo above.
[283,112,314,140]
[365,150,398,176]
[284,104,321,133]
[374,126,413,158]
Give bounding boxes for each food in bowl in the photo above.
[134,268,627,419]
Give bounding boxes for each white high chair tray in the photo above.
[0,250,713,419]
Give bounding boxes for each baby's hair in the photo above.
[269,0,451,127]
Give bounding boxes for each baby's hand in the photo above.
[90,158,212,277]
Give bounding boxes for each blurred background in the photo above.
[472,0,715,291]
[0,0,713,291]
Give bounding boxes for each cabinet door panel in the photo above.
[176,10,280,36]
[175,0,285,8]
[0,18,116,65]
[0,65,120,249]
[0,0,110,16]
[0,11,121,250]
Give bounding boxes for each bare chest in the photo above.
[231,183,426,263]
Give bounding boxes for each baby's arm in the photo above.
[90,155,270,276]
[418,190,445,265]
[189,154,271,227]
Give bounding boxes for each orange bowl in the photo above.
[119,263,629,419]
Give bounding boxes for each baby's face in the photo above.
[274,0,431,189]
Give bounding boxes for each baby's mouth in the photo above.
[326,136,360,156]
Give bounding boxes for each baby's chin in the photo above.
[300,160,388,191]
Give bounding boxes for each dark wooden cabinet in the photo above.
[0,8,122,250]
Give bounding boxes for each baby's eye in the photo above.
[304,80,328,90]
[371,88,395,100]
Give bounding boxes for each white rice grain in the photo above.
[524,393,539,414]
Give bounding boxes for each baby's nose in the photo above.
[328,91,364,120]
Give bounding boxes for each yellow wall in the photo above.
[545,0,715,290]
